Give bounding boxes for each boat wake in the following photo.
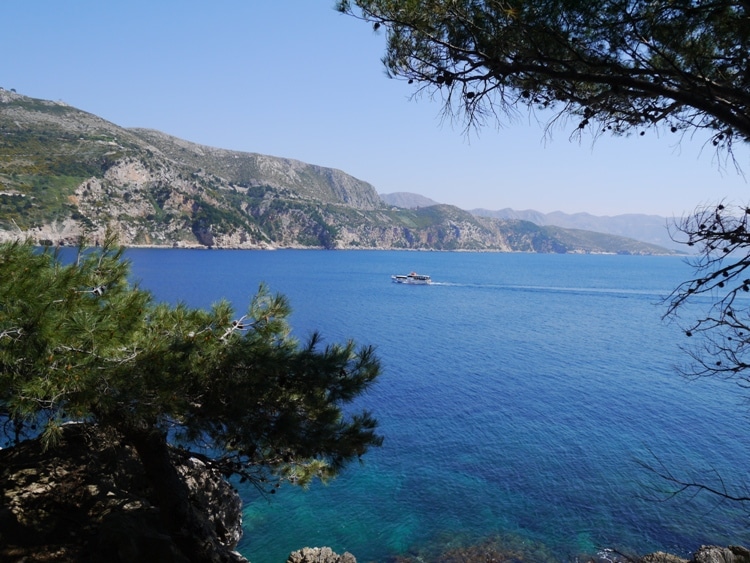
[416,281,668,299]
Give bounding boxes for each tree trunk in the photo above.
[122,424,229,563]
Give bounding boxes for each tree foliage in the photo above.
[337,0,750,151]
[0,236,382,560]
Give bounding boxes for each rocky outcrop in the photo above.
[0,423,247,563]
[693,545,750,563]
[639,547,750,563]
[287,546,356,563]
[641,553,690,563]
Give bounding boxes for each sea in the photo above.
[123,248,750,563]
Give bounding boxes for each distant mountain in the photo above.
[0,89,674,255]
[380,192,440,209]
[471,208,683,251]
[378,192,682,252]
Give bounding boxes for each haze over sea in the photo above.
[126,249,750,562]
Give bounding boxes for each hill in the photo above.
[380,192,440,209]
[0,89,673,254]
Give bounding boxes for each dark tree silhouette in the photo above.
[337,0,750,152]
[667,204,750,382]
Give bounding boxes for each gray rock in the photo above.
[287,546,357,563]
[693,545,750,563]
[640,552,688,563]
[177,456,243,549]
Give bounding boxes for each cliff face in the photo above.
[0,89,673,254]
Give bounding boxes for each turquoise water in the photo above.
[125,249,750,562]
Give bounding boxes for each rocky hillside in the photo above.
[379,192,683,252]
[0,89,673,254]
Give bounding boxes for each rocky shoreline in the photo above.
[642,546,750,563]
[0,424,745,563]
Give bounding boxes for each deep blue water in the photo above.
[124,249,750,562]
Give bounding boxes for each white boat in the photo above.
[391,272,432,285]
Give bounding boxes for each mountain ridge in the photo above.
[471,207,682,251]
[380,191,681,252]
[0,89,675,255]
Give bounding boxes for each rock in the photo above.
[176,456,244,549]
[287,546,357,563]
[693,545,750,563]
[640,552,689,563]
[638,547,750,563]
[0,423,248,563]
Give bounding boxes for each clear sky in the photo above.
[4,0,749,217]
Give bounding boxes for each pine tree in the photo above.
[338,0,750,150]
[0,236,382,561]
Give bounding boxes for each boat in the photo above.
[391,272,432,285]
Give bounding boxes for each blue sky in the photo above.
[4,0,749,217]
